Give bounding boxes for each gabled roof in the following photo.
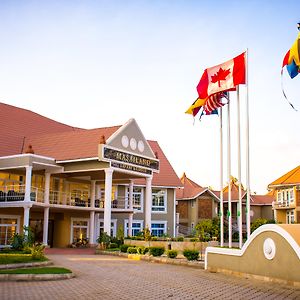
[222,176,246,201]
[176,173,214,200]
[268,165,300,187]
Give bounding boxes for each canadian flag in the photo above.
[197,52,246,100]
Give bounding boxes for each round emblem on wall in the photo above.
[121,135,129,148]
[138,140,144,153]
[130,138,137,150]
[263,238,276,260]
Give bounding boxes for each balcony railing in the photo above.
[0,185,44,203]
[272,200,295,209]
[0,185,132,210]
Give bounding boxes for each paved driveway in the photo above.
[1,254,300,300]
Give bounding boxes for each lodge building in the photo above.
[0,103,182,248]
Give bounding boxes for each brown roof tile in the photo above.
[23,126,121,160]
[0,102,79,156]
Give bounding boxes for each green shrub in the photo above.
[251,218,276,233]
[151,236,158,241]
[176,237,184,242]
[183,249,199,261]
[96,232,111,248]
[167,250,178,259]
[149,246,165,257]
[109,242,118,249]
[31,244,45,260]
[10,234,24,251]
[137,246,148,255]
[120,244,131,253]
[127,247,138,254]
[190,238,198,242]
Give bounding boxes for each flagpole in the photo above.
[219,106,224,247]
[245,48,251,239]
[227,96,232,248]
[237,85,243,249]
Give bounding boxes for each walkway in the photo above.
[1,254,300,300]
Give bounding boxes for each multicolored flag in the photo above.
[282,31,300,79]
[197,52,246,100]
[281,24,300,111]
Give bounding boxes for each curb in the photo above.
[0,272,75,281]
[0,260,53,270]
[96,250,204,269]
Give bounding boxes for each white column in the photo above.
[24,166,33,202]
[104,169,113,236]
[44,172,51,205]
[23,207,30,234]
[90,180,96,208]
[43,207,49,245]
[145,176,152,231]
[128,180,134,236]
[89,211,95,245]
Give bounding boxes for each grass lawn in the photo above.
[0,267,71,274]
[0,254,48,265]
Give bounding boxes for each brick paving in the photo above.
[1,254,300,300]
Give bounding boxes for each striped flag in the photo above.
[204,92,229,114]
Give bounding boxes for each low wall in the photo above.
[205,224,300,286]
[124,240,218,253]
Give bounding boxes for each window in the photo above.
[124,220,143,237]
[152,189,167,212]
[277,191,283,203]
[287,210,295,224]
[71,218,89,243]
[0,215,20,247]
[289,189,294,203]
[151,221,167,237]
[126,187,144,211]
[98,219,117,237]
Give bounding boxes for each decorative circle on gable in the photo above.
[121,135,129,148]
[263,238,276,260]
[130,138,137,150]
[138,140,145,153]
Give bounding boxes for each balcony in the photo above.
[272,200,295,209]
[0,185,132,211]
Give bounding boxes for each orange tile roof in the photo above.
[268,165,300,187]
[0,102,181,187]
[176,173,207,200]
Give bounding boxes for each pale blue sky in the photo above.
[0,1,299,193]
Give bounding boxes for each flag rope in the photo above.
[280,69,297,111]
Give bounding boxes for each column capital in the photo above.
[105,168,114,175]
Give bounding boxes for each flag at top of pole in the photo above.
[197,52,246,100]
[185,52,246,118]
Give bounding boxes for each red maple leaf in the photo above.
[211,67,231,87]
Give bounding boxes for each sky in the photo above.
[0,0,299,194]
